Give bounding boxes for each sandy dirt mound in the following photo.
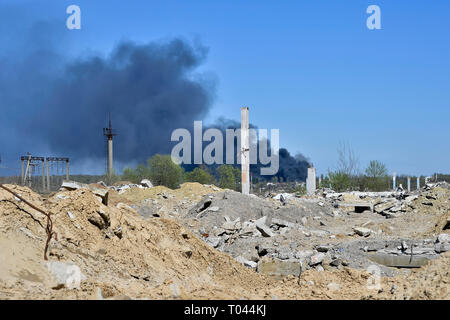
[1,184,448,300]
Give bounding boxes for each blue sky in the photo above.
[2,0,450,176]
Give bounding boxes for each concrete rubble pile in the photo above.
[1,180,449,299]
[166,183,450,279]
[107,179,153,194]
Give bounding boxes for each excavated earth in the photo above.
[0,182,448,300]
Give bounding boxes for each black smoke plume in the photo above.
[0,4,310,181]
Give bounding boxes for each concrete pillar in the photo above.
[407,177,411,192]
[21,159,24,185]
[417,177,420,190]
[393,172,397,190]
[28,166,31,188]
[241,107,250,195]
[66,160,70,180]
[108,138,114,177]
[306,167,316,195]
[42,160,45,191]
[46,158,50,191]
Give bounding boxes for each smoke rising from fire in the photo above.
[0,5,309,181]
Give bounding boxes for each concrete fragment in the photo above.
[273,193,294,201]
[330,259,342,267]
[255,216,274,237]
[140,179,153,188]
[236,256,257,269]
[222,218,241,232]
[437,233,450,243]
[353,227,373,237]
[295,250,314,259]
[256,244,275,257]
[327,282,341,291]
[67,211,74,220]
[239,221,261,238]
[434,243,450,253]
[271,218,295,228]
[374,201,397,214]
[309,253,325,266]
[257,259,302,277]
[277,246,294,260]
[206,236,221,248]
[62,180,109,205]
[46,261,86,289]
[368,252,437,268]
[309,230,329,237]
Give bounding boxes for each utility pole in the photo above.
[103,113,117,179]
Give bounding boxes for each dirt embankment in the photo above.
[0,183,448,300]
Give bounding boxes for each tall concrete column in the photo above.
[407,177,411,192]
[21,159,24,185]
[241,107,250,195]
[46,158,50,191]
[66,160,70,180]
[42,160,45,191]
[108,138,114,177]
[306,166,316,195]
[417,177,420,190]
[393,172,397,190]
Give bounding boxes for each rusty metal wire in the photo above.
[0,184,57,260]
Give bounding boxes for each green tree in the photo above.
[365,160,388,178]
[184,167,214,185]
[365,160,389,191]
[217,165,241,191]
[135,164,151,181]
[121,167,139,183]
[147,154,184,189]
[328,170,352,192]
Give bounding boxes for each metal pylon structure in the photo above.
[20,154,69,191]
[103,113,117,178]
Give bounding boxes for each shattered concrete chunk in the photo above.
[206,236,221,248]
[140,179,153,188]
[309,253,325,266]
[255,216,274,237]
[353,227,373,237]
[46,261,86,289]
[236,256,257,269]
[374,201,397,214]
[437,233,450,243]
[62,180,109,205]
[257,259,302,277]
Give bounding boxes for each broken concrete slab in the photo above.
[239,221,261,238]
[374,201,397,214]
[62,180,109,205]
[206,236,221,248]
[368,252,438,268]
[437,233,450,243]
[434,243,450,253]
[309,253,326,266]
[46,261,86,289]
[255,216,274,237]
[236,256,258,269]
[353,227,373,237]
[140,179,153,188]
[257,259,302,277]
[295,250,315,259]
